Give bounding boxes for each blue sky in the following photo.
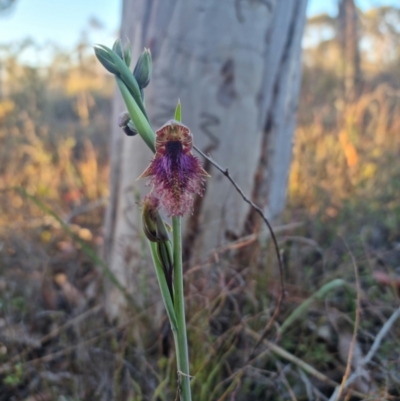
[0,0,398,63]
[308,0,398,16]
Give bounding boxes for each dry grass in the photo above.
[290,83,400,219]
[0,29,400,400]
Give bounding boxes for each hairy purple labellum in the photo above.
[139,120,209,216]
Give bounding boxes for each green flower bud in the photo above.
[94,46,118,75]
[133,48,152,89]
[112,39,124,60]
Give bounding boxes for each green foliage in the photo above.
[4,363,23,386]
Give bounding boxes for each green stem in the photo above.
[148,242,178,331]
[172,216,192,401]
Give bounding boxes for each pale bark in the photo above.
[104,0,307,320]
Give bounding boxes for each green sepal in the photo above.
[95,44,147,120]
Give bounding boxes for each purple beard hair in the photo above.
[147,141,205,216]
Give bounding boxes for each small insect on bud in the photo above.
[118,111,137,136]
[133,48,152,90]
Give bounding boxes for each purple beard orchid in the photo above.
[139,120,209,217]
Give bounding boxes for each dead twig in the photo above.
[215,222,304,253]
[244,327,368,399]
[8,304,103,365]
[194,145,285,349]
[351,305,400,388]
[329,306,400,401]
[297,367,329,401]
[276,361,299,401]
[0,306,152,375]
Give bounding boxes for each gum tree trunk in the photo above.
[104,0,308,320]
[338,0,362,101]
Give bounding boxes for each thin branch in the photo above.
[363,307,400,365]
[194,145,285,348]
[298,367,329,401]
[329,306,400,400]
